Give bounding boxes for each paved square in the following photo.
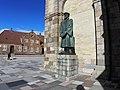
[0,55,118,90]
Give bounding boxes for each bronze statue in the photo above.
[60,12,75,54]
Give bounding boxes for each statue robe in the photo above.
[60,19,75,48]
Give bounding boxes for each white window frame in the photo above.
[18,46,22,52]
[23,46,27,52]
[30,47,34,52]
[2,45,7,51]
[36,47,39,53]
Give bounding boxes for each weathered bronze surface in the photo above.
[60,12,75,54]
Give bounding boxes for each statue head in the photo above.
[64,12,70,20]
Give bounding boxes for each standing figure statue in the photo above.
[60,12,75,54]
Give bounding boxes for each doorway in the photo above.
[10,46,14,53]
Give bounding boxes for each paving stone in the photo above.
[29,68,40,71]
[89,85,104,90]
[10,83,28,90]
[74,75,90,81]
[6,80,28,88]
[1,76,18,82]
[72,81,84,85]
[0,78,2,81]
[17,75,23,79]
[2,68,21,74]
[48,81,62,86]
[28,80,40,85]
[43,79,56,84]
[29,84,39,88]
[0,83,9,90]
[36,84,51,90]
[47,85,72,90]
[9,73,16,76]
[0,70,5,75]
[20,86,33,90]
[84,86,90,90]
[94,81,102,86]
[82,80,95,87]
[35,81,46,86]
[34,76,46,80]
[41,74,53,79]
[31,87,44,90]
[23,77,38,82]
[59,81,71,86]
[67,84,77,89]
[0,75,10,78]
[14,88,21,90]
[40,81,61,90]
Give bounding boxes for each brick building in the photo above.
[0,30,44,55]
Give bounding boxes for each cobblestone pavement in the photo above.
[0,55,119,90]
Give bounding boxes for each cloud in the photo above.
[17,29,44,35]
[0,28,44,35]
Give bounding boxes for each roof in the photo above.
[37,35,44,42]
[0,30,44,45]
[0,30,26,45]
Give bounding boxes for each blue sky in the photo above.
[0,0,45,34]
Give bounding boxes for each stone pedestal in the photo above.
[57,55,78,81]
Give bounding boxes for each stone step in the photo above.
[91,66,106,78]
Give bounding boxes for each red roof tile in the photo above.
[0,30,44,45]
[0,30,26,45]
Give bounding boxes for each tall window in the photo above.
[30,47,34,52]
[36,47,39,53]
[2,45,7,51]
[18,46,22,52]
[36,40,39,44]
[23,46,27,52]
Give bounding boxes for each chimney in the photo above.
[10,28,13,30]
[31,29,34,33]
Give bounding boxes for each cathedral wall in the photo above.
[63,0,96,73]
